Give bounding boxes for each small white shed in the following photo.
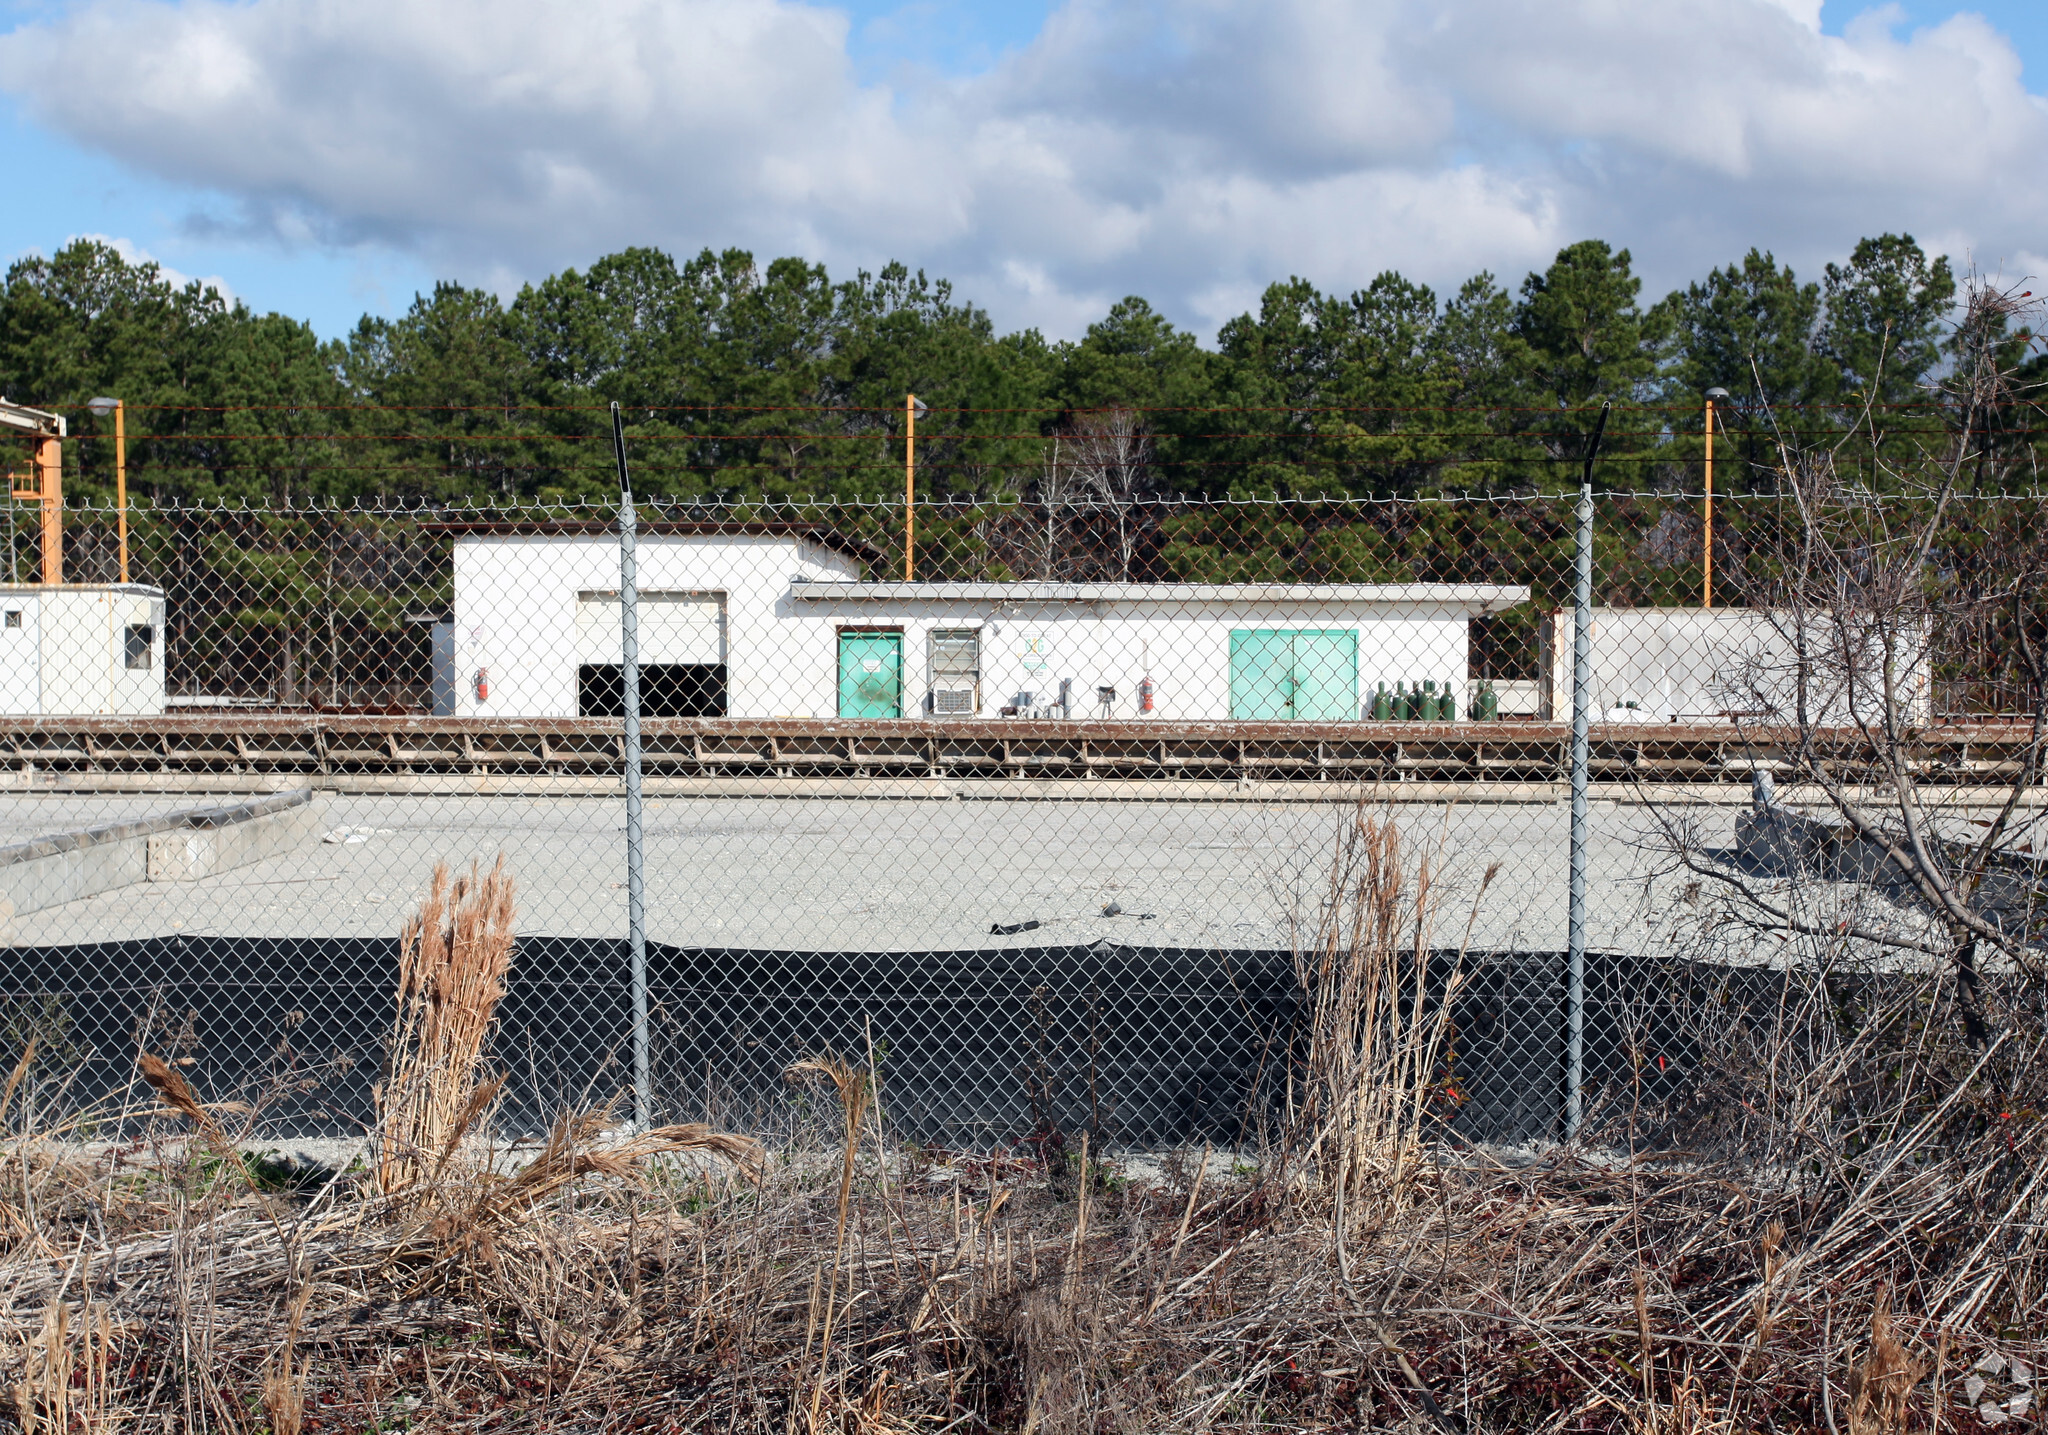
[0,583,167,716]
[1538,607,1933,725]
[441,523,1528,722]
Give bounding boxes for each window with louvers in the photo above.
[929,629,980,715]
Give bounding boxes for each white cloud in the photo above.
[2,0,2043,338]
[77,234,236,305]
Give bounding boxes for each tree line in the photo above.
[0,232,2019,515]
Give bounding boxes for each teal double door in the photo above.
[837,630,903,718]
[1229,629,1358,720]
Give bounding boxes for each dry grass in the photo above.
[0,850,2039,1434]
[1288,811,1497,1259]
[377,857,518,1198]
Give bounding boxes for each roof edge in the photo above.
[790,581,1531,610]
[426,519,884,566]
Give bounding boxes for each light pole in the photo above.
[903,393,928,581]
[88,397,127,583]
[1703,387,1729,609]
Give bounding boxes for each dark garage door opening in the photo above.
[578,663,728,717]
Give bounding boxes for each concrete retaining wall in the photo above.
[0,790,319,919]
[145,795,326,881]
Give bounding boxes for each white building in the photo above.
[440,523,1529,722]
[0,583,167,716]
[1538,607,1933,725]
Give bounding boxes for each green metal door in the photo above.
[1229,629,1357,720]
[837,630,903,718]
[1291,630,1358,720]
[1229,630,1294,718]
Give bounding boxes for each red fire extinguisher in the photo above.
[473,668,489,702]
[1139,675,1155,712]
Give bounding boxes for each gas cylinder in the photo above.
[1441,683,1457,723]
[474,668,489,702]
[1476,681,1500,722]
[1394,681,1413,721]
[1371,682,1392,721]
[1418,680,1440,723]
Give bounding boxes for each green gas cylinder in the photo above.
[1418,680,1440,723]
[1371,682,1392,721]
[1475,681,1500,722]
[1441,684,1457,722]
[1393,681,1413,721]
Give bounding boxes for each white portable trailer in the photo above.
[0,583,167,716]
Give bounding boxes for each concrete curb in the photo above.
[146,796,326,881]
[0,789,320,918]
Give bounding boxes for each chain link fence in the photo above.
[1,483,2042,1150]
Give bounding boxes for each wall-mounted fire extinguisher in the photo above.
[473,668,489,702]
[1138,675,1155,712]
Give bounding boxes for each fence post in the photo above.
[1567,400,1611,1142]
[610,402,652,1130]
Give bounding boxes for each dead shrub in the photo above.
[1845,1293,1929,1435]
[1291,806,1493,1243]
[377,857,518,1196]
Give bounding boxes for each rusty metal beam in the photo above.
[0,715,2037,786]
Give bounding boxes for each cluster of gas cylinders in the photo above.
[1369,679,1507,722]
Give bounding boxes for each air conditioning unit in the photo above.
[933,686,977,715]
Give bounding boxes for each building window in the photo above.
[2,610,18,629]
[124,624,154,671]
[928,628,980,715]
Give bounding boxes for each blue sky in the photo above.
[840,0,1055,81]
[0,0,2042,344]
[1821,0,2046,66]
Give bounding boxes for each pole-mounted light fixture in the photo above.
[88,397,128,582]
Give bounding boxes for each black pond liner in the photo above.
[0,936,1727,1148]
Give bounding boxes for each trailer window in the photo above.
[124,624,154,670]
[928,629,980,715]
[2,610,18,629]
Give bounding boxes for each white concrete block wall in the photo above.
[452,534,1507,720]
[784,600,1471,719]
[451,534,860,719]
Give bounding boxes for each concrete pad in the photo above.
[0,790,1679,956]
[0,785,1995,962]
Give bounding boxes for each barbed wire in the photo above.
[24,399,2030,415]
[8,490,1896,515]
